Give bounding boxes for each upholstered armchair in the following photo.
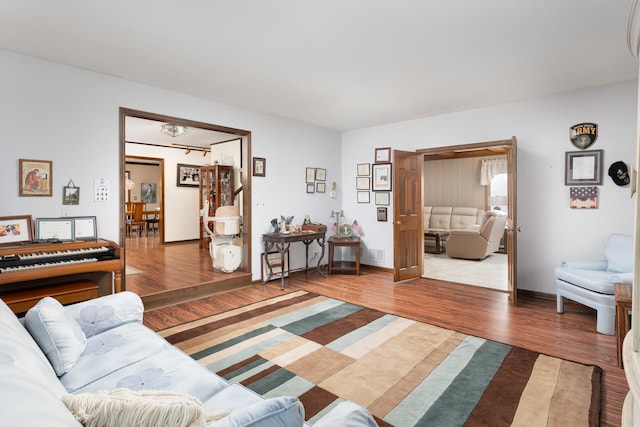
[445,211,507,260]
[555,233,633,335]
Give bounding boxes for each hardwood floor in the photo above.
[126,235,627,426]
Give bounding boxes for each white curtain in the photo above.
[480,158,508,186]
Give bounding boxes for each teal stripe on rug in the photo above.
[384,336,486,426]
[220,357,272,381]
[246,368,297,395]
[326,314,399,352]
[416,339,512,426]
[279,302,364,336]
[263,375,315,399]
[269,298,346,327]
[191,325,277,360]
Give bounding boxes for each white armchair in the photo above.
[555,233,633,335]
[445,211,507,260]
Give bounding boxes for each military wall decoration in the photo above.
[570,122,598,149]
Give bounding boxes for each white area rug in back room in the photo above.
[423,252,508,291]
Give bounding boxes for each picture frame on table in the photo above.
[19,159,52,197]
[372,163,393,191]
[35,217,75,242]
[565,150,603,185]
[357,191,370,204]
[357,163,371,176]
[253,157,266,177]
[0,215,33,246]
[176,164,200,187]
[73,216,97,240]
[306,167,316,183]
[374,147,391,163]
[375,191,390,206]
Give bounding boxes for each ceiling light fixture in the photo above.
[161,123,188,137]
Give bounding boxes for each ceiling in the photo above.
[1,1,638,131]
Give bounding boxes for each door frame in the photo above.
[416,137,518,305]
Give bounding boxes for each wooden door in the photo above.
[393,150,424,281]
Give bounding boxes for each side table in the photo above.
[328,236,360,275]
[615,282,632,368]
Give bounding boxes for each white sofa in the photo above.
[0,291,377,427]
[424,206,484,233]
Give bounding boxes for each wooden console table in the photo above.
[262,231,326,290]
[328,236,360,275]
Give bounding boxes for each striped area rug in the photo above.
[160,291,602,426]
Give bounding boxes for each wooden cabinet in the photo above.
[199,165,234,248]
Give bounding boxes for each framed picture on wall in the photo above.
[177,164,200,187]
[141,183,157,203]
[377,207,388,222]
[565,150,603,185]
[19,159,52,197]
[372,163,392,191]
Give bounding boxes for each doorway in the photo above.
[416,138,518,305]
[119,108,253,299]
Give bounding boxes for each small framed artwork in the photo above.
[570,187,598,209]
[63,186,80,205]
[73,216,97,240]
[377,207,388,222]
[19,159,52,197]
[316,182,326,193]
[306,167,316,183]
[357,163,371,176]
[375,191,390,206]
[253,157,266,177]
[315,168,327,181]
[141,183,157,203]
[372,163,393,191]
[356,176,370,190]
[375,147,391,163]
[306,183,315,193]
[177,164,200,187]
[0,215,33,246]
[35,218,75,241]
[357,191,370,204]
[565,150,603,185]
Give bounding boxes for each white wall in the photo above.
[0,50,341,281]
[342,81,638,293]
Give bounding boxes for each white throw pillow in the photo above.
[24,297,86,376]
[62,389,229,427]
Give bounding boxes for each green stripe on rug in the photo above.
[171,292,602,427]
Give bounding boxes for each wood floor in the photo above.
[125,234,627,427]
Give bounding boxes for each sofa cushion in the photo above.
[208,396,305,427]
[62,388,228,427]
[555,267,617,295]
[428,207,453,231]
[450,207,483,230]
[24,297,87,376]
[64,291,144,338]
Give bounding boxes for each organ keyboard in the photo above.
[0,239,121,294]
